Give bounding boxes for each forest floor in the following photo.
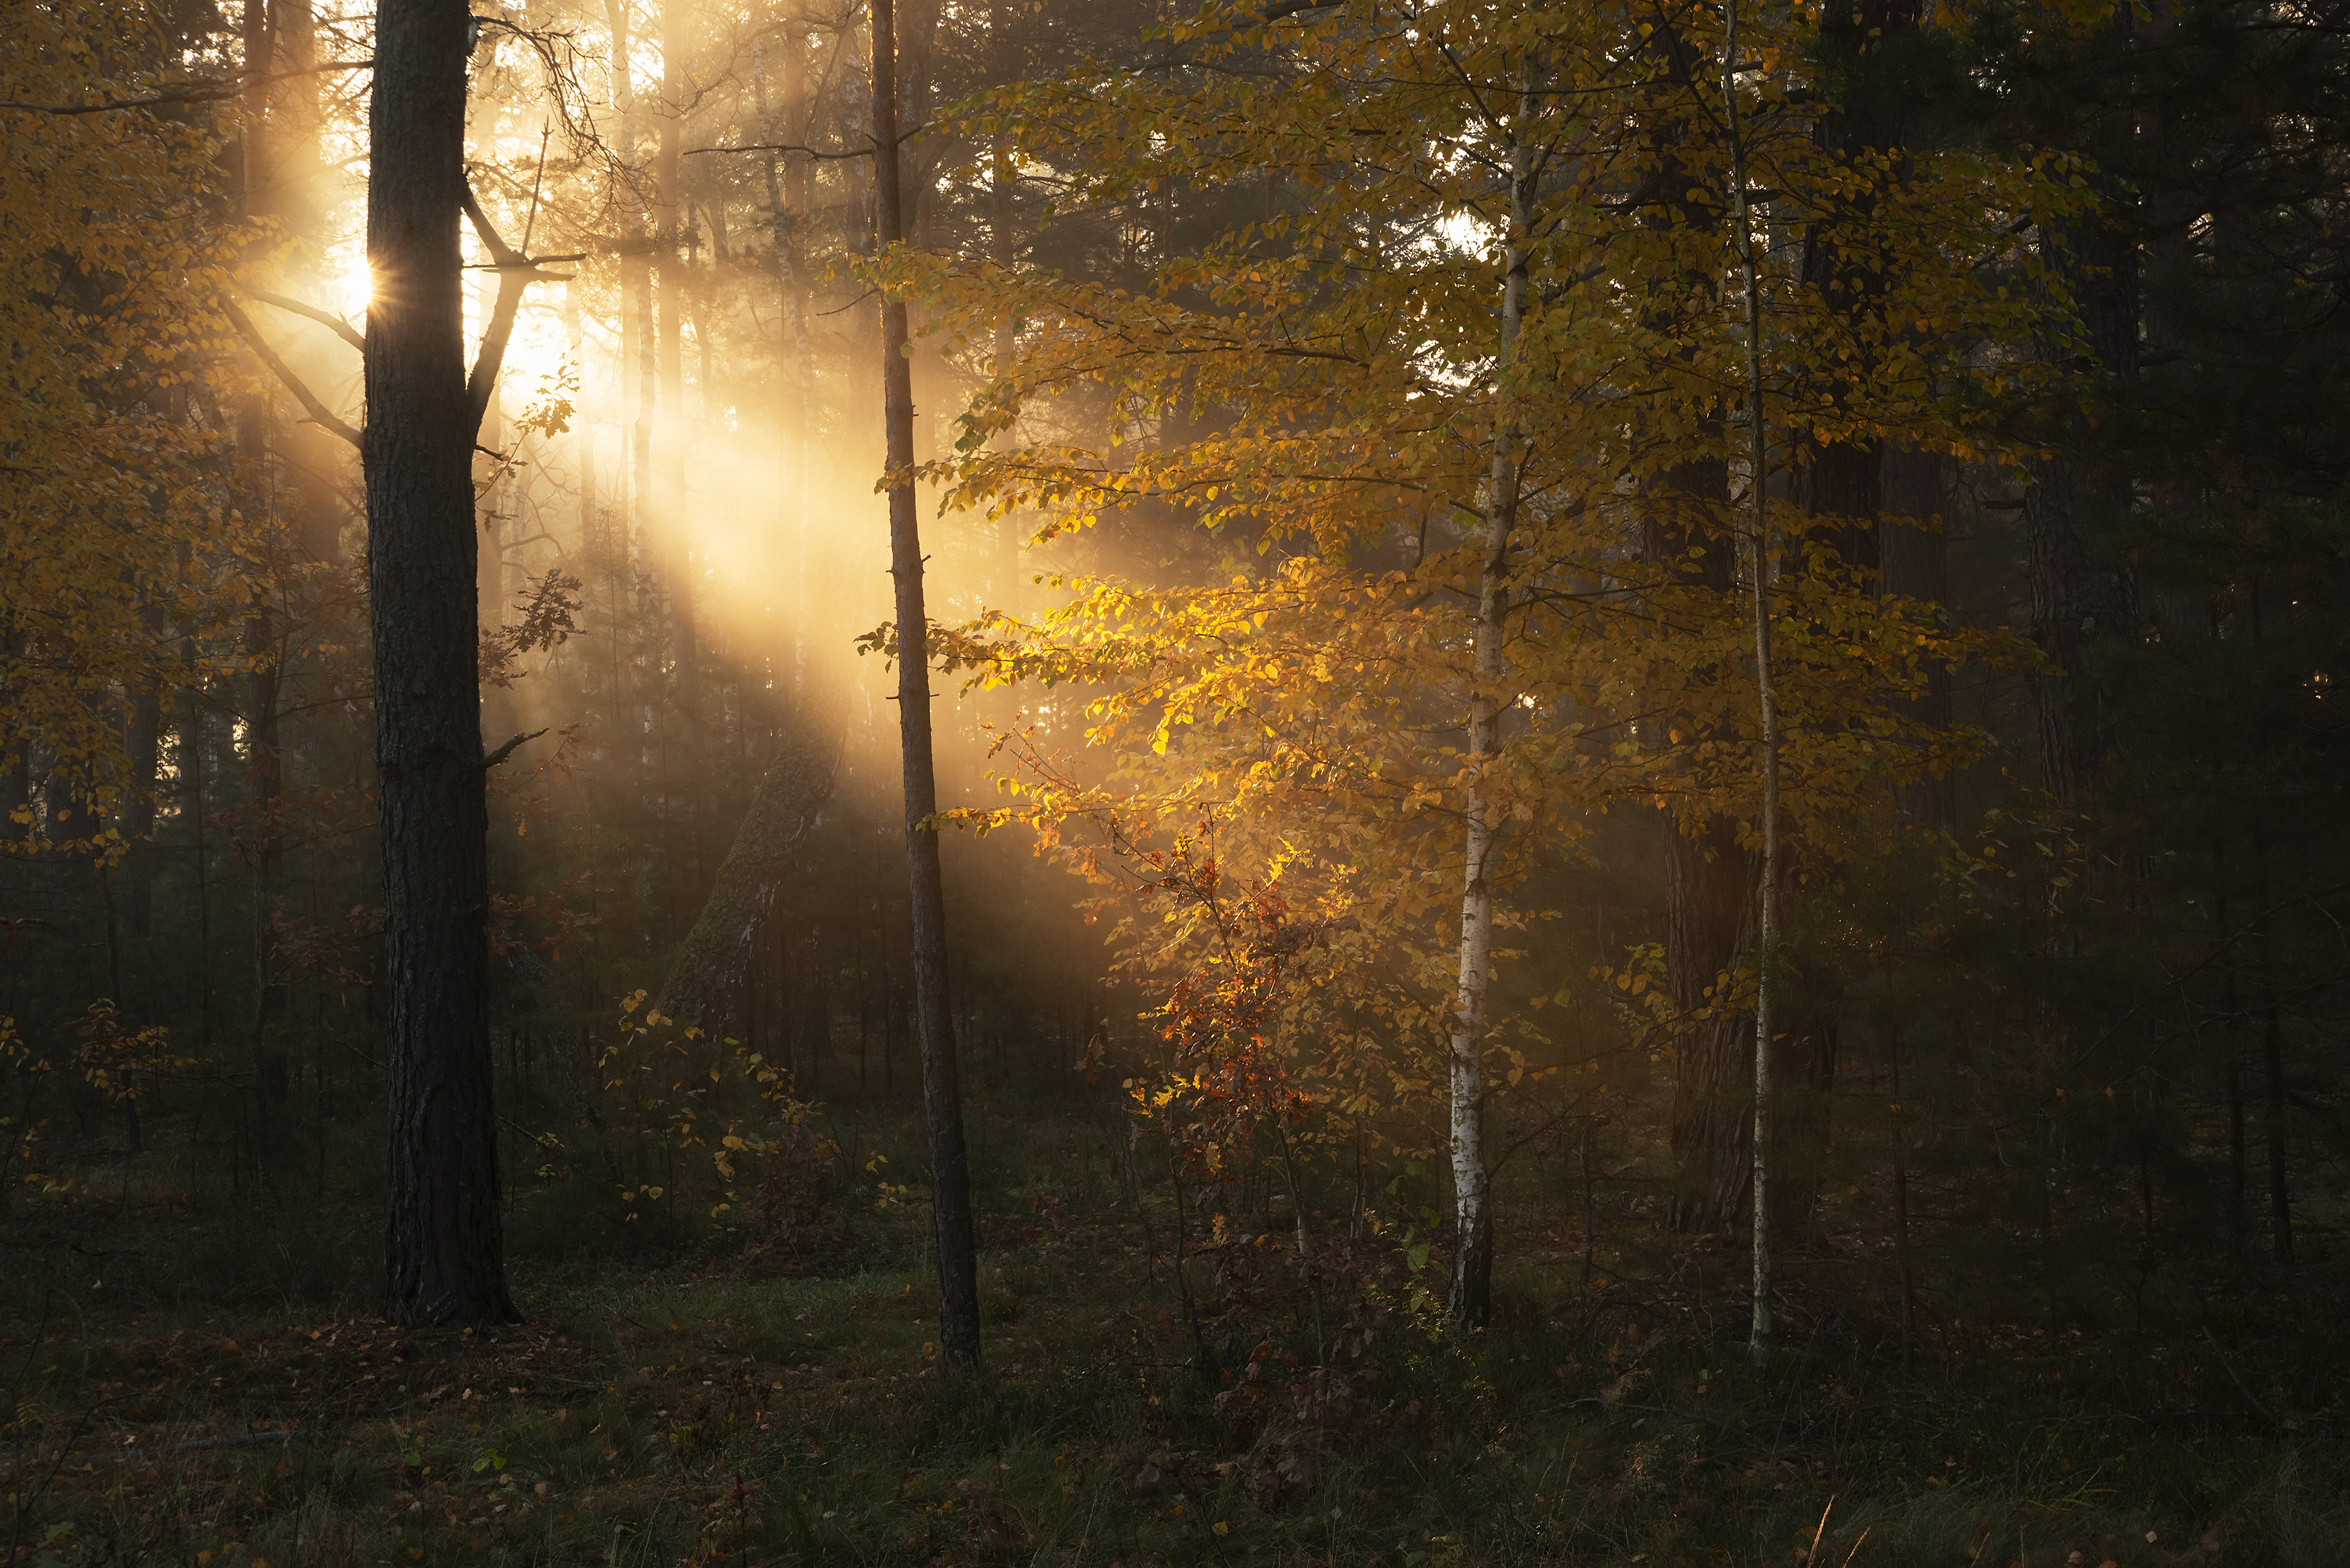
[3,1100,2345,1567]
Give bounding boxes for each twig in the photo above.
[685,121,929,159]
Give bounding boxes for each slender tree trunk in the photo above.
[1724,0,1780,1362]
[2209,809,2248,1257]
[753,33,818,696]
[1880,446,1954,830]
[1888,1031,1914,1373]
[122,683,162,938]
[657,0,697,739]
[874,0,980,1369]
[370,0,516,1326]
[2249,820,2293,1264]
[1444,73,1534,1334]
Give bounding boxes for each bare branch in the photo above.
[685,121,930,160]
[460,187,573,436]
[0,59,373,115]
[219,298,362,449]
[245,287,364,353]
[479,728,549,771]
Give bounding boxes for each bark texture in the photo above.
[369,0,516,1326]
[1444,72,1535,1334]
[874,0,982,1371]
[655,705,844,1033]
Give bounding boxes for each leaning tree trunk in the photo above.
[874,0,983,1371]
[655,706,844,1033]
[369,0,515,1327]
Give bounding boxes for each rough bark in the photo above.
[369,0,516,1326]
[874,0,982,1371]
[655,705,844,1032]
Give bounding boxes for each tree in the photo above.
[367,0,577,1325]
[904,0,2074,1322]
[873,0,984,1371]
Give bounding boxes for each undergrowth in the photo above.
[1,1094,2343,1567]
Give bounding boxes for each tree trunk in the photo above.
[655,705,843,1032]
[874,0,982,1370]
[121,683,162,938]
[1880,446,1954,830]
[1640,12,1759,1240]
[656,0,697,740]
[1724,0,1781,1359]
[369,0,516,1326]
[1444,69,1534,1334]
[2026,177,2139,806]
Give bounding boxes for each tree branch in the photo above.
[219,298,361,448]
[685,121,930,159]
[459,187,574,438]
[0,60,373,115]
[246,287,365,352]
[479,729,549,771]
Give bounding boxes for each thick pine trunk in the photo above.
[369,0,516,1326]
[874,0,982,1370]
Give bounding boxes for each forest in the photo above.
[2,0,2347,1561]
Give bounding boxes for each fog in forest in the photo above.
[5,0,2350,1562]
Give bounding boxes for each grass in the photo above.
[2,1092,2345,1567]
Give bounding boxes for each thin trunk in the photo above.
[370,0,516,1326]
[753,34,818,684]
[2212,818,2247,1256]
[1880,446,1954,829]
[874,0,981,1370]
[2249,821,2293,1265]
[989,0,1019,616]
[657,0,696,736]
[1724,0,1780,1363]
[1444,71,1534,1334]
[122,685,162,938]
[1888,1032,1914,1374]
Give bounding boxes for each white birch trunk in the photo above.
[1446,79,1536,1332]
